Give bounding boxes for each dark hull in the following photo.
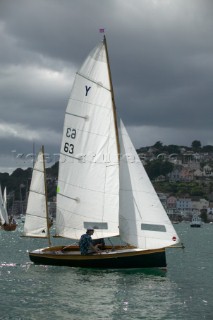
[29,246,167,269]
[2,224,17,231]
[190,224,201,228]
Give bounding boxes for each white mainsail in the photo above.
[119,120,180,249]
[0,186,8,224]
[23,147,49,237]
[56,41,119,240]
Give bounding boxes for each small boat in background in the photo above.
[0,186,17,231]
[22,146,52,244]
[190,214,202,228]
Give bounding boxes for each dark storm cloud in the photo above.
[1,0,213,172]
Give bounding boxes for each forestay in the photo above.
[56,41,119,240]
[119,120,180,250]
[23,149,48,237]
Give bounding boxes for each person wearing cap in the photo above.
[79,227,101,255]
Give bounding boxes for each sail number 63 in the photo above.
[66,128,76,139]
[64,143,74,154]
[64,128,76,154]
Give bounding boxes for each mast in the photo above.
[103,35,120,159]
[42,145,51,246]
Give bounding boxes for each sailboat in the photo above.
[0,185,7,227]
[190,214,201,228]
[23,146,52,244]
[29,36,180,268]
[0,186,17,231]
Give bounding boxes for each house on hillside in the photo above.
[203,165,213,177]
[191,197,209,211]
[179,167,194,182]
[207,205,213,222]
[167,196,176,209]
[167,166,182,182]
[193,169,203,179]
[194,165,213,179]
[176,197,192,212]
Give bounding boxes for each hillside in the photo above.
[1,140,213,203]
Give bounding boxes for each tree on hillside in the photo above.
[153,141,163,150]
[46,161,59,177]
[0,172,10,190]
[163,144,181,154]
[191,140,201,151]
[202,145,213,152]
[145,160,174,180]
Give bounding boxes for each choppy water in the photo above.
[0,222,212,320]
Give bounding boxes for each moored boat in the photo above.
[190,214,202,228]
[0,186,17,231]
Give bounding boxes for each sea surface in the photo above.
[0,222,212,320]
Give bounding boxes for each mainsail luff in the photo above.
[103,35,120,158]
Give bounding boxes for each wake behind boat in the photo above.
[28,35,180,269]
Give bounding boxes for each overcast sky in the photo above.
[1,0,213,173]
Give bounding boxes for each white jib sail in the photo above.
[119,120,180,250]
[0,185,8,224]
[56,41,119,240]
[23,149,48,237]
